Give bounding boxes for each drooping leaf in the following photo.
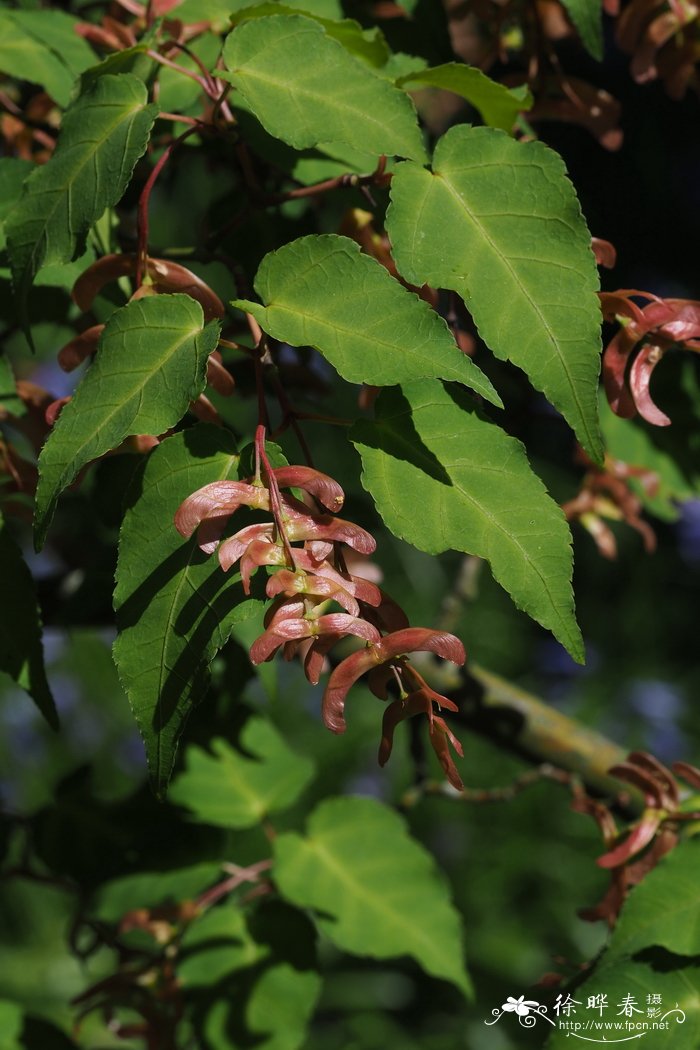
[221,15,426,161]
[229,4,390,67]
[545,959,700,1049]
[273,795,472,996]
[0,512,57,728]
[113,425,261,796]
[398,63,533,132]
[603,839,700,962]
[0,159,33,255]
[351,382,583,661]
[169,718,315,827]
[92,863,222,922]
[235,235,502,404]
[5,74,157,334]
[387,125,603,461]
[560,0,604,61]
[34,295,220,548]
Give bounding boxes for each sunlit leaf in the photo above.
[273,795,472,996]
[222,15,426,161]
[230,4,390,67]
[6,74,157,335]
[352,382,583,661]
[398,64,533,132]
[170,718,315,827]
[387,125,603,461]
[113,425,261,796]
[235,235,502,404]
[0,513,57,729]
[34,295,220,547]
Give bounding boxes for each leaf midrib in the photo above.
[12,91,148,280]
[295,831,465,988]
[48,321,202,489]
[434,169,596,454]
[228,24,419,154]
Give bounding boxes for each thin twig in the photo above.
[196,859,273,910]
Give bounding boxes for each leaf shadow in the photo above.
[351,386,452,486]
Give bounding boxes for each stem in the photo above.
[162,40,219,96]
[136,126,199,286]
[431,554,645,811]
[454,664,644,811]
[146,50,217,99]
[402,764,580,808]
[267,367,315,467]
[256,425,297,569]
[158,112,200,127]
[262,155,391,206]
[195,859,272,910]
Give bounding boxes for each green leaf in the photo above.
[79,46,156,95]
[203,963,321,1050]
[387,125,603,461]
[230,4,390,67]
[0,11,81,107]
[273,796,472,996]
[5,10,97,87]
[545,959,700,1049]
[113,425,260,796]
[0,512,58,728]
[179,903,267,986]
[0,1000,23,1050]
[169,718,315,828]
[5,74,157,334]
[560,0,604,61]
[174,0,343,21]
[398,63,533,132]
[92,863,222,922]
[34,295,220,548]
[246,965,322,1050]
[600,397,699,521]
[0,159,33,254]
[235,235,502,405]
[604,839,700,962]
[351,382,583,660]
[221,15,426,161]
[0,355,25,418]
